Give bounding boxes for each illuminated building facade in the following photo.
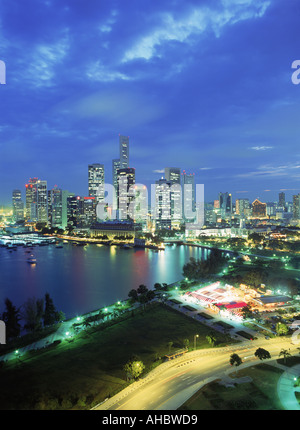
[252,198,267,218]
[88,163,105,202]
[12,189,24,222]
[117,168,135,220]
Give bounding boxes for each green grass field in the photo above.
[0,303,233,410]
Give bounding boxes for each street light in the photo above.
[194,334,199,350]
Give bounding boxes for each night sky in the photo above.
[0,0,300,206]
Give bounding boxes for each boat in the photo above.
[121,244,133,249]
[27,255,37,264]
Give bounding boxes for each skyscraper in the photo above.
[154,178,172,230]
[219,192,232,218]
[117,167,135,220]
[119,134,129,169]
[88,164,105,202]
[36,180,48,223]
[112,158,121,196]
[279,192,286,209]
[182,171,195,222]
[25,178,38,220]
[165,167,182,227]
[293,194,300,219]
[48,186,69,229]
[12,189,24,222]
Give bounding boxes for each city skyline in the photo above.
[1,0,300,205]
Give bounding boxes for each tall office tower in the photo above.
[181,171,196,222]
[131,184,148,223]
[67,195,80,228]
[12,189,24,222]
[279,192,286,209]
[154,178,172,230]
[36,180,48,223]
[165,167,182,226]
[252,198,267,218]
[293,194,300,219]
[48,186,70,229]
[119,134,129,169]
[235,198,249,217]
[25,178,38,220]
[117,168,135,220]
[219,192,232,218]
[88,164,105,202]
[112,158,120,197]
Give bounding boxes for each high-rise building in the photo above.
[36,180,48,223]
[88,164,105,202]
[182,171,195,222]
[12,189,24,222]
[117,168,135,220]
[25,178,38,220]
[235,198,249,217]
[119,134,129,169]
[219,192,232,218]
[48,186,70,229]
[154,178,172,230]
[112,158,120,197]
[279,192,286,209]
[165,167,182,226]
[293,194,300,219]
[252,198,267,218]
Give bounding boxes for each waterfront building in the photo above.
[165,167,182,227]
[48,187,70,229]
[90,220,135,240]
[153,178,172,230]
[25,178,38,221]
[117,168,135,220]
[12,189,24,222]
[88,163,105,202]
[182,172,196,222]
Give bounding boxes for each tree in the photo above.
[279,348,291,364]
[206,333,217,347]
[128,289,138,302]
[230,353,242,367]
[241,305,254,320]
[43,293,58,326]
[22,297,44,332]
[276,322,289,336]
[254,348,271,361]
[1,298,21,340]
[124,359,145,380]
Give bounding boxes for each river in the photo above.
[0,242,210,319]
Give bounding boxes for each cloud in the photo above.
[153,169,165,173]
[86,61,131,82]
[249,145,273,151]
[122,0,271,62]
[236,162,300,179]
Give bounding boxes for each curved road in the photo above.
[94,337,300,410]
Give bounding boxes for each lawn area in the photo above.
[179,363,284,410]
[0,302,234,410]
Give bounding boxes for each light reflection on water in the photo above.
[0,243,208,319]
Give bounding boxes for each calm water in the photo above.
[0,243,209,319]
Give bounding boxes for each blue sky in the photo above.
[0,0,300,205]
